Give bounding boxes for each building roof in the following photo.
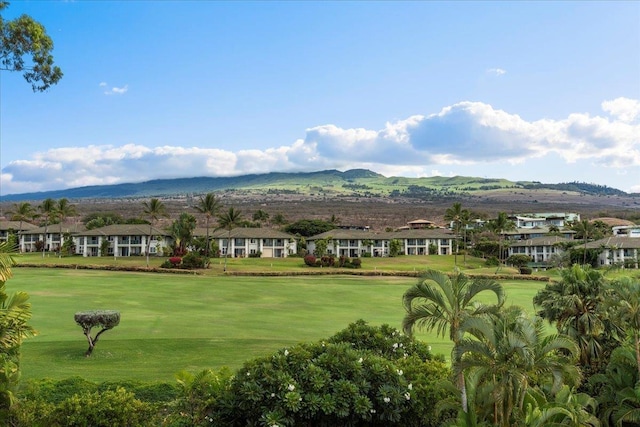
[205,227,296,240]
[20,224,87,234]
[307,228,454,241]
[509,236,574,247]
[0,220,38,232]
[585,236,640,249]
[503,227,576,235]
[76,224,168,237]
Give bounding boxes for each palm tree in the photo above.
[444,202,469,266]
[402,269,505,413]
[55,198,76,257]
[194,193,222,259]
[533,264,610,367]
[607,277,640,379]
[169,213,197,256]
[37,198,57,258]
[7,202,35,252]
[487,212,516,272]
[142,198,169,267]
[572,219,595,266]
[0,242,36,411]
[456,306,581,426]
[217,207,244,272]
[252,209,270,225]
[591,346,640,426]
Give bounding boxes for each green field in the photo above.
[7,267,547,384]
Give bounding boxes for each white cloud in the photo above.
[104,84,128,95]
[99,82,107,87]
[1,98,639,195]
[601,97,640,123]
[486,68,506,76]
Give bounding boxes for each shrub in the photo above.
[48,387,157,427]
[303,254,317,267]
[212,321,451,427]
[484,256,499,266]
[320,255,335,267]
[169,257,182,267]
[248,251,262,258]
[519,267,533,275]
[506,254,532,268]
[182,252,206,269]
[351,258,362,269]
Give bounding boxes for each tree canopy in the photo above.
[0,2,63,91]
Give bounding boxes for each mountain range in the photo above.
[0,169,634,202]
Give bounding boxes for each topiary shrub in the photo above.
[74,310,120,357]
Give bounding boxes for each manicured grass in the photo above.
[9,267,547,383]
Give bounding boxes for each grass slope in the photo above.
[1,168,581,201]
[10,267,547,383]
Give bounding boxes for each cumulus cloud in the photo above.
[486,68,506,76]
[1,98,639,195]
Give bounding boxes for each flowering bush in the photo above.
[211,320,451,426]
[169,257,182,267]
[303,254,317,266]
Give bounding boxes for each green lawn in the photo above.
[8,267,547,383]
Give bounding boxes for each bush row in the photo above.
[303,255,363,269]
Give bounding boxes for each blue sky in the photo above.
[1,1,639,196]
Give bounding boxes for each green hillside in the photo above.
[0,169,630,202]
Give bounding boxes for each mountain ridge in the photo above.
[0,169,634,202]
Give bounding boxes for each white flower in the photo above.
[246,372,250,376]
[383,397,390,403]
[284,349,289,356]
[271,393,275,397]
[288,384,295,391]
[392,343,398,349]
[370,409,376,413]
[408,383,413,390]
[404,392,411,401]
[358,357,363,363]
[397,369,403,376]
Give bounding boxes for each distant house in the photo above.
[585,235,640,268]
[507,236,573,264]
[19,223,86,253]
[306,228,455,257]
[75,224,172,257]
[507,213,580,228]
[503,226,576,241]
[201,228,297,258]
[403,219,438,230]
[0,220,37,248]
